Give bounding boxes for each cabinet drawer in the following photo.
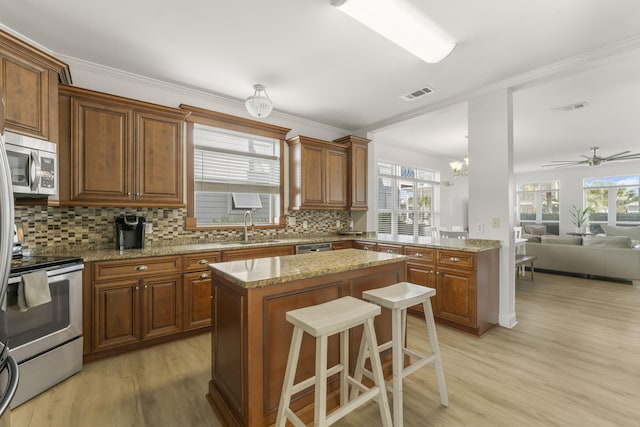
[403,246,436,264]
[183,252,222,272]
[352,241,378,251]
[93,256,182,282]
[436,250,476,270]
[377,243,403,254]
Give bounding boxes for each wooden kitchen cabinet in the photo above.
[287,135,348,210]
[333,135,370,211]
[433,248,499,336]
[183,251,221,331]
[352,240,378,251]
[404,246,437,316]
[58,85,187,207]
[0,29,71,142]
[91,256,184,353]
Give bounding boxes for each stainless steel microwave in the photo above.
[3,131,56,196]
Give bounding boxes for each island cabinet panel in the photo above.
[208,257,406,427]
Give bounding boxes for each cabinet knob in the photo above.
[199,273,210,280]
[449,257,460,262]
[363,246,370,251]
[135,265,149,271]
[127,192,132,196]
[198,259,208,265]
[387,249,393,253]
[145,285,148,289]
[414,252,423,257]
[135,286,139,290]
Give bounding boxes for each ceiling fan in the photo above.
[542,147,640,168]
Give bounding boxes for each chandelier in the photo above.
[449,155,469,177]
[244,84,273,119]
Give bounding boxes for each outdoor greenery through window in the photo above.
[584,176,640,234]
[377,161,439,238]
[517,181,560,234]
[193,124,280,226]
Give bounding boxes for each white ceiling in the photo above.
[2,0,640,172]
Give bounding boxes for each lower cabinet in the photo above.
[435,267,476,328]
[93,274,183,352]
[183,271,213,331]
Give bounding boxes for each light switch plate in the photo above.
[145,223,153,234]
[288,216,296,226]
[303,220,308,229]
[336,220,341,228]
[492,218,500,229]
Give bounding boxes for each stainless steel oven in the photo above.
[6,256,83,407]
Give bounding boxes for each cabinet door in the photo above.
[0,54,50,140]
[71,98,134,203]
[135,111,184,206]
[406,262,436,315]
[350,141,368,210]
[435,267,476,327]
[183,271,212,330]
[221,245,295,262]
[352,241,377,251]
[141,275,183,340]
[325,148,347,208]
[93,280,141,352]
[300,144,325,208]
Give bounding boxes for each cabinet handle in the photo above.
[136,192,140,196]
[199,273,210,280]
[145,285,148,289]
[127,192,132,196]
[449,257,460,262]
[363,246,370,251]
[198,259,208,265]
[135,265,149,271]
[414,252,423,257]
[387,249,393,253]
[135,286,139,290]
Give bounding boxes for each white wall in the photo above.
[366,138,469,232]
[514,159,640,233]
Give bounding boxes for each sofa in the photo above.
[523,224,640,286]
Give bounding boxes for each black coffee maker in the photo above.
[115,215,146,250]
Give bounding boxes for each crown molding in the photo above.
[58,54,349,137]
[359,34,640,134]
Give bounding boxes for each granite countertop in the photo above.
[32,233,500,262]
[210,248,407,289]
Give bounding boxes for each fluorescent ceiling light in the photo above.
[331,0,456,63]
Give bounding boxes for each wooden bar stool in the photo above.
[275,296,392,427]
[357,282,448,427]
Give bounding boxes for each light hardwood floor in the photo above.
[12,272,640,426]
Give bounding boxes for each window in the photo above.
[181,105,290,229]
[517,181,560,234]
[584,176,640,233]
[377,161,439,238]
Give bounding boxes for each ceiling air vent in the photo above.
[402,86,435,101]
[553,101,589,112]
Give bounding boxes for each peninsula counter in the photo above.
[207,249,407,427]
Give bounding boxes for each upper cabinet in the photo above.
[58,85,187,207]
[287,135,348,210]
[287,134,370,211]
[333,135,370,211]
[0,29,71,142]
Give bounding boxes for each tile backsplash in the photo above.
[14,206,353,251]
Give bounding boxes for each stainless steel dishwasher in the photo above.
[295,242,332,254]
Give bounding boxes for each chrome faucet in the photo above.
[243,210,253,242]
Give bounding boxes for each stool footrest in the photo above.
[326,387,381,426]
[283,408,307,427]
[290,364,344,395]
[403,353,437,378]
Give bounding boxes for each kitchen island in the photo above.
[207,249,407,427]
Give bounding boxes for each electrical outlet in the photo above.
[336,220,341,228]
[288,216,296,226]
[492,218,500,229]
[476,223,484,233]
[145,223,153,234]
[303,220,308,229]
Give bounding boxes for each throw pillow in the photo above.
[601,225,640,240]
[524,224,547,235]
[582,236,633,248]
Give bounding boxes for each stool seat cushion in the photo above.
[362,282,435,309]
[286,296,381,337]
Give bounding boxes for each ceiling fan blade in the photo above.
[602,151,630,160]
[606,152,640,160]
